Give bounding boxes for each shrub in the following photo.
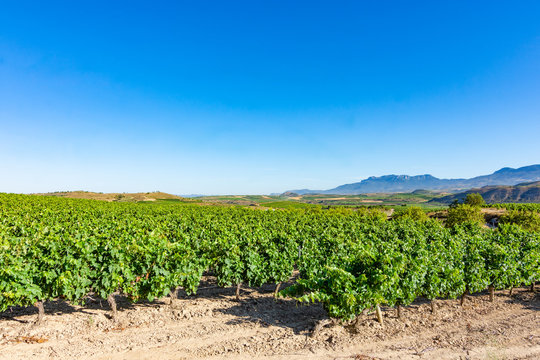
[446,204,485,227]
[499,210,540,232]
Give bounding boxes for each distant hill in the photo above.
[38,191,192,202]
[431,181,540,204]
[281,191,300,198]
[287,165,540,195]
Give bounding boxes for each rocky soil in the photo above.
[1,277,539,360]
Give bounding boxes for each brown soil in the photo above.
[1,277,538,360]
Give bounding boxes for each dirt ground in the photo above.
[1,277,539,360]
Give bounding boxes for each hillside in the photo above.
[288,164,540,195]
[432,181,540,204]
[37,191,191,202]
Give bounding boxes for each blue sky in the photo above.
[1,1,539,194]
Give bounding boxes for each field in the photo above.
[35,191,199,204]
[197,191,448,209]
[1,193,539,359]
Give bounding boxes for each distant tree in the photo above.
[446,204,485,227]
[464,193,485,207]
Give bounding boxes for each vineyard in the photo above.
[1,193,539,327]
[486,203,540,212]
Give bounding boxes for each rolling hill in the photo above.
[430,181,540,204]
[37,191,193,203]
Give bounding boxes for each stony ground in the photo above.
[1,277,539,360]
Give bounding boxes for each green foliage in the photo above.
[1,193,539,323]
[284,217,540,320]
[259,201,320,210]
[497,224,540,286]
[281,266,365,320]
[486,203,540,213]
[464,193,485,207]
[484,226,522,290]
[352,207,388,222]
[446,204,485,228]
[392,206,428,221]
[499,210,540,232]
[422,221,465,300]
[455,224,490,293]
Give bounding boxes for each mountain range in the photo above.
[287,165,540,195]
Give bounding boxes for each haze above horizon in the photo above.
[1,1,539,195]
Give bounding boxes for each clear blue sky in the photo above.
[1,1,539,194]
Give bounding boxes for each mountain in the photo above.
[287,165,540,195]
[432,181,540,204]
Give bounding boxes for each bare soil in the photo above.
[1,277,539,360]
